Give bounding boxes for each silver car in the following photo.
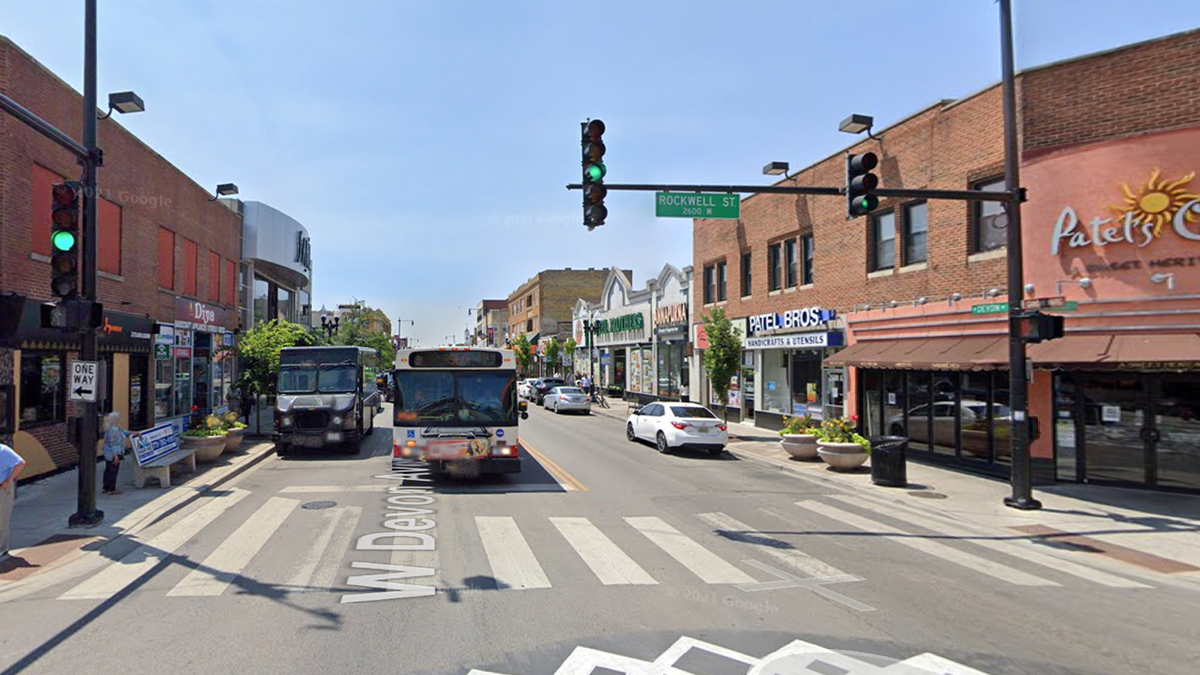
[543,386,591,414]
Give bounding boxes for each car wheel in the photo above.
[889,423,904,436]
[656,432,671,454]
[627,423,636,441]
[553,402,560,414]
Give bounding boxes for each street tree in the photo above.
[543,337,561,377]
[701,307,742,423]
[236,319,317,420]
[330,300,396,368]
[511,333,533,376]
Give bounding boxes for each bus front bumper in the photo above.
[393,456,521,474]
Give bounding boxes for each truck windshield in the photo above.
[394,371,516,426]
[317,365,358,393]
[278,367,317,393]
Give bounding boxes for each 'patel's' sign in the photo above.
[1052,168,1200,255]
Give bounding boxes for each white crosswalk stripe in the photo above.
[475,516,552,590]
[551,517,657,585]
[283,506,348,592]
[167,496,299,597]
[625,516,757,585]
[697,511,844,578]
[797,499,1060,587]
[59,489,251,600]
[311,505,363,592]
[830,494,1151,589]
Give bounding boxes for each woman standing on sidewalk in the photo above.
[102,412,131,495]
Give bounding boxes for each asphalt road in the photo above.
[0,403,1195,675]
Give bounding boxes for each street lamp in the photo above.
[208,182,239,202]
[97,90,145,119]
[762,161,793,180]
[838,113,875,136]
[320,314,339,338]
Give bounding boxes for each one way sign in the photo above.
[70,360,98,402]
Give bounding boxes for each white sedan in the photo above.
[626,402,727,455]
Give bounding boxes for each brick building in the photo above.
[472,299,508,347]
[506,268,625,374]
[0,36,242,480]
[692,28,1200,492]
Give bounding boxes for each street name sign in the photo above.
[656,192,740,219]
[970,302,1009,315]
[70,360,98,402]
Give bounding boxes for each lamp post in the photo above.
[207,183,239,202]
[320,314,339,339]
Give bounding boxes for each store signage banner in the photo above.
[594,312,645,335]
[654,303,687,326]
[131,422,180,466]
[748,307,835,335]
[175,298,228,331]
[1050,168,1200,256]
[744,332,844,350]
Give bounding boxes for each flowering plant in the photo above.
[815,416,870,453]
[223,411,247,429]
[779,414,820,436]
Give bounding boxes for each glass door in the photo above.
[1082,374,1147,485]
[1152,376,1200,490]
[822,368,845,422]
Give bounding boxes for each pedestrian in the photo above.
[581,374,592,398]
[0,443,27,558]
[102,411,131,495]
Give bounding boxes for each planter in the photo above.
[817,440,869,471]
[780,433,820,460]
[182,434,227,463]
[223,427,246,453]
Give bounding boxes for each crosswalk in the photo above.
[53,488,1153,604]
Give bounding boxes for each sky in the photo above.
[2,1,1197,346]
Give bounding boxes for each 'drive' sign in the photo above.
[655,193,740,219]
[70,360,98,402]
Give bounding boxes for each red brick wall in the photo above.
[694,90,1009,322]
[0,37,242,329]
[207,250,220,302]
[181,238,198,296]
[1022,29,1200,156]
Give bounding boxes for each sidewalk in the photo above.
[0,439,277,585]
[590,402,1200,583]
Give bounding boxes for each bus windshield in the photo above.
[394,370,516,426]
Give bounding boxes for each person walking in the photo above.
[102,412,131,495]
[0,443,27,558]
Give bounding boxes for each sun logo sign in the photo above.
[1051,168,1200,255]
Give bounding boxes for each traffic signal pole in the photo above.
[71,0,104,527]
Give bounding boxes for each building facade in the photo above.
[229,200,313,330]
[506,268,621,374]
[0,36,242,480]
[473,300,509,347]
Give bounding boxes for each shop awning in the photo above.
[825,336,1009,371]
[1030,333,1200,370]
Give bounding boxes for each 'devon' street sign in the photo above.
[971,302,1009,315]
[656,192,740,219]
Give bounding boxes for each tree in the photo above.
[236,319,317,419]
[511,333,533,376]
[701,308,742,423]
[330,300,396,368]
[543,337,561,377]
[564,338,577,378]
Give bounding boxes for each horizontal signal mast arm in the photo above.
[566,183,1018,202]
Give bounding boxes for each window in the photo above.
[768,243,782,291]
[253,277,270,326]
[182,238,198,296]
[19,351,65,426]
[716,261,727,302]
[208,251,221,302]
[801,234,814,285]
[972,177,1007,253]
[224,259,236,306]
[98,197,122,275]
[871,210,896,271]
[784,239,798,288]
[740,252,752,297]
[157,227,175,288]
[703,264,715,304]
[903,202,928,265]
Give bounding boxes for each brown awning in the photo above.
[825,336,1008,371]
[1030,333,1200,370]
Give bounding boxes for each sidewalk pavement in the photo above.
[0,438,277,586]
[589,401,1200,583]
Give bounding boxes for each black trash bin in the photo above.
[869,436,908,487]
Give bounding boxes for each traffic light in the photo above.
[1015,311,1065,343]
[845,151,879,218]
[582,119,607,229]
[50,182,81,299]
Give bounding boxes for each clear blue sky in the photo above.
[3,1,1196,345]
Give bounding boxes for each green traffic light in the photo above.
[587,162,606,181]
[51,230,76,251]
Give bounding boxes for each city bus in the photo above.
[391,347,529,476]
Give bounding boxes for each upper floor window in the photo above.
[703,264,715,304]
[903,202,928,265]
[871,210,896,272]
[768,243,782,291]
[716,260,727,302]
[972,177,1007,253]
[740,251,752,298]
[801,234,814,285]
[784,239,798,289]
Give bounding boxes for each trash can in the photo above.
[869,436,908,487]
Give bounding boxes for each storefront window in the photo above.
[759,350,791,416]
[174,329,193,419]
[882,371,905,438]
[789,352,821,417]
[1153,378,1200,491]
[253,277,270,326]
[278,287,293,322]
[657,341,684,399]
[906,371,932,451]
[1082,375,1146,485]
[155,349,173,420]
[930,372,959,456]
[1053,373,1078,481]
[19,351,65,426]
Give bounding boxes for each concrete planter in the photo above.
[780,433,820,460]
[223,427,246,453]
[817,441,869,471]
[182,434,227,463]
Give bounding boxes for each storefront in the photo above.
[155,299,235,435]
[651,264,693,402]
[575,270,653,398]
[233,200,314,330]
[744,307,844,431]
[690,318,750,420]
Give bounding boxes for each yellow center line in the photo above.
[521,440,589,492]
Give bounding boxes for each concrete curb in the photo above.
[0,441,277,599]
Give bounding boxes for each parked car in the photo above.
[517,379,535,400]
[543,386,591,414]
[531,378,566,405]
[626,402,727,455]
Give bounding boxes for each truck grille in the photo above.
[293,410,329,429]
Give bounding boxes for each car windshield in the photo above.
[671,406,717,419]
[317,365,357,393]
[394,371,516,426]
[277,366,316,393]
